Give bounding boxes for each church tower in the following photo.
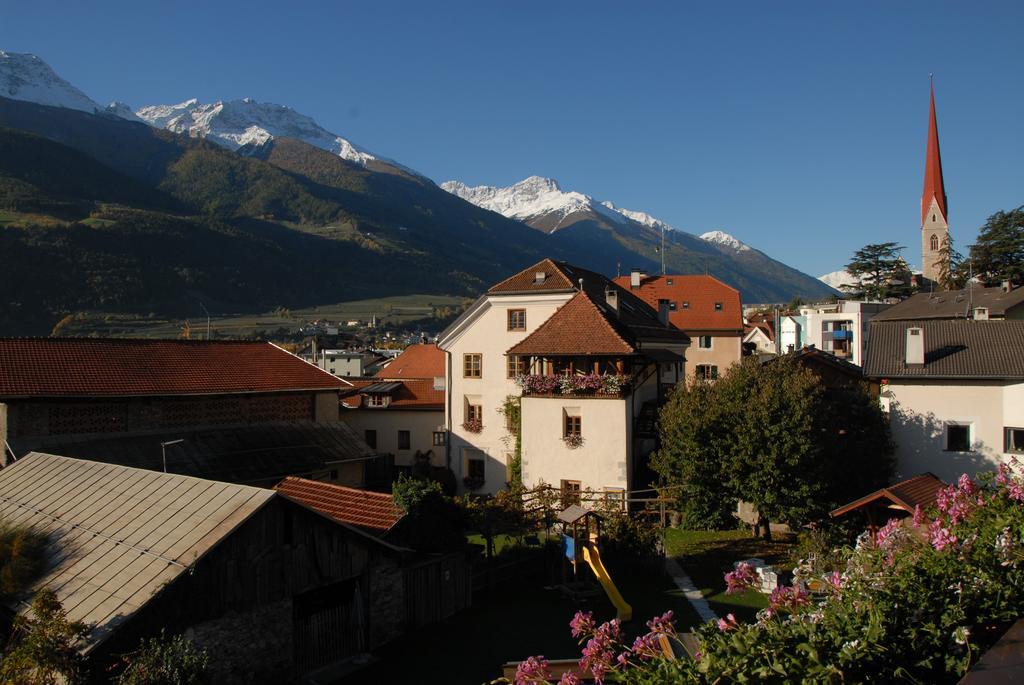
[921,79,949,283]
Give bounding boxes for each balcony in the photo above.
[514,373,632,399]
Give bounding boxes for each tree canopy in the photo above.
[843,242,913,300]
[652,358,893,533]
[968,206,1024,287]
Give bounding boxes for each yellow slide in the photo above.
[582,543,632,622]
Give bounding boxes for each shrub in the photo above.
[116,631,209,685]
[0,589,88,685]
[0,521,47,602]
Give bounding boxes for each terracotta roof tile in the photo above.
[488,258,577,294]
[0,338,345,398]
[612,275,743,332]
[342,378,444,410]
[377,344,444,379]
[507,291,637,356]
[276,477,404,532]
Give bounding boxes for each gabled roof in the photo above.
[612,274,744,332]
[744,322,775,342]
[275,477,404,533]
[377,343,444,379]
[9,421,376,486]
[0,453,275,653]
[864,319,1024,380]
[922,82,948,225]
[831,473,946,518]
[487,258,578,294]
[341,378,444,411]
[780,346,863,379]
[0,338,345,399]
[871,286,1024,322]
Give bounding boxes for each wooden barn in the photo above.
[0,452,409,683]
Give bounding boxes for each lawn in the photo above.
[341,563,699,685]
[665,529,797,622]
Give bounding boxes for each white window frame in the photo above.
[698,335,713,350]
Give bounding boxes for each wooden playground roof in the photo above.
[830,473,946,518]
[557,504,600,524]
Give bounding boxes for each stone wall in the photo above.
[185,599,293,685]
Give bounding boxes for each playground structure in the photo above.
[557,505,632,622]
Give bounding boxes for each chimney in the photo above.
[534,271,547,284]
[630,268,646,289]
[973,307,989,321]
[905,327,924,365]
[1002,279,1013,293]
[604,287,619,314]
[657,299,670,326]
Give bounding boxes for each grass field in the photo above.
[665,529,797,622]
[53,294,471,339]
[0,210,69,228]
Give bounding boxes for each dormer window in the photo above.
[666,278,674,285]
[534,271,547,284]
[367,394,389,408]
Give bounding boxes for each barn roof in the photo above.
[0,338,345,399]
[0,453,274,653]
[275,477,404,533]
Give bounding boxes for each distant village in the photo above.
[1,85,1022,685]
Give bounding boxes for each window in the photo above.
[1005,428,1024,454]
[695,364,719,380]
[467,457,485,481]
[930,234,939,250]
[507,355,526,378]
[714,302,723,311]
[466,403,483,423]
[508,309,527,331]
[669,302,677,311]
[561,479,581,506]
[564,414,582,438]
[398,430,411,450]
[367,394,388,407]
[946,424,972,452]
[698,335,713,349]
[433,431,447,446]
[666,278,674,286]
[682,301,690,309]
[463,353,482,378]
[364,430,377,449]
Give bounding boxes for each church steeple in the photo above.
[921,78,950,284]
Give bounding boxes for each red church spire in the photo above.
[922,78,948,226]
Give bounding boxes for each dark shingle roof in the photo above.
[864,320,1024,379]
[0,338,345,398]
[872,286,1024,322]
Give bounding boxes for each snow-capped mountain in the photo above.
[0,51,101,114]
[700,230,750,252]
[818,269,861,290]
[135,98,394,170]
[104,101,143,123]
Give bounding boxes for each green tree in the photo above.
[653,358,893,536]
[968,206,1024,287]
[933,235,965,291]
[116,631,209,685]
[391,475,465,552]
[843,242,911,300]
[0,590,88,685]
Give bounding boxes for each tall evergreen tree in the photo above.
[843,242,911,300]
[933,235,965,291]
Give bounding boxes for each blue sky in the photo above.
[3,1,1021,276]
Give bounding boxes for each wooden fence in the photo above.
[404,552,472,629]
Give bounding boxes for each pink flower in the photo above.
[558,673,581,685]
[725,562,758,594]
[875,518,902,549]
[569,611,595,639]
[929,519,958,551]
[630,633,661,660]
[912,504,926,527]
[515,656,552,685]
[717,613,739,632]
[646,610,675,634]
[826,571,843,592]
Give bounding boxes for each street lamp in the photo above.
[160,439,185,473]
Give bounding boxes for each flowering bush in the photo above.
[515,374,630,396]
[462,418,483,433]
[563,433,584,449]
[511,462,1024,684]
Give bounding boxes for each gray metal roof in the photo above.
[0,453,274,653]
[872,285,1024,322]
[360,382,402,394]
[10,421,376,487]
[864,319,1024,379]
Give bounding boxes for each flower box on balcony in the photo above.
[462,419,483,433]
[514,373,631,398]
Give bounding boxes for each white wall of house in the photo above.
[441,292,574,494]
[886,379,1021,482]
[340,409,445,467]
[521,396,630,493]
[683,334,742,381]
[780,316,803,353]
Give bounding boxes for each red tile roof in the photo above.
[488,258,577,294]
[275,477,404,533]
[342,378,444,410]
[0,338,345,398]
[922,82,948,225]
[507,291,636,356]
[831,473,946,518]
[377,344,444,379]
[744,322,775,341]
[612,274,743,332]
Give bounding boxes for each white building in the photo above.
[779,301,890,367]
[316,350,386,378]
[437,259,689,498]
[864,319,1024,483]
